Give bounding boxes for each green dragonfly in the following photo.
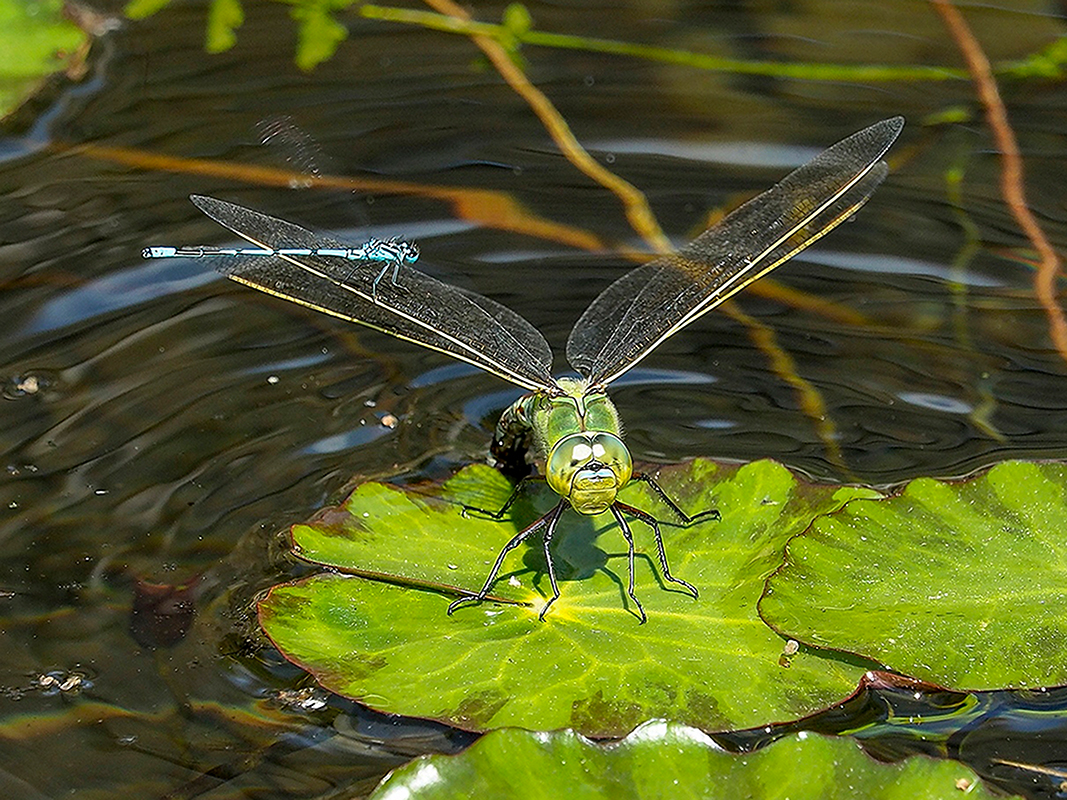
[148,116,903,622]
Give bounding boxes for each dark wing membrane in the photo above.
[189,195,555,393]
[566,117,904,387]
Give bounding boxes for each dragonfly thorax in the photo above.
[546,431,633,515]
[364,239,419,264]
[493,382,633,513]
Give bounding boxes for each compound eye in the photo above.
[569,442,593,465]
[589,433,632,485]
[546,433,593,498]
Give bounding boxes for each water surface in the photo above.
[2,1,1067,796]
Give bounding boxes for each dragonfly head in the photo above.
[546,432,633,516]
[398,242,420,264]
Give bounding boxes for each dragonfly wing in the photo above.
[190,195,556,393]
[566,117,904,387]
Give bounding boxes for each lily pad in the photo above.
[761,460,1067,690]
[259,459,879,734]
[368,720,1007,800]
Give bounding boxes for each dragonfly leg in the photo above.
[536,505,566,620]
[370,259,403,303]
[370,262,389,302]
[614,501,698,599]
[461,475,546,520]
[448,500,565,617]
[631,472,721,524]
[609,505,647,624]
[338,260,363,286]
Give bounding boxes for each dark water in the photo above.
[2,0,1067,797]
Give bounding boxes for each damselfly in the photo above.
[145,117,903,622]
[143,238,419,296]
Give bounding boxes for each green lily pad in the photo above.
[761,460,1067,690]
[259,459,879,734]
[367,721,1007,800]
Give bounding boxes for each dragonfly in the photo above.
[145,116,903,622]
[143,238,420,297]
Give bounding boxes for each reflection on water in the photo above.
[1,0,1066,797]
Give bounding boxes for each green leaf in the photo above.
[367,721,1007,800]
[502,4,532,37]
[0,0,87,117]
[761,460,1067,689]
[124,0,173,20]
[205,0,243,54]
[259,459,879,734]
[290,2,348,71]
